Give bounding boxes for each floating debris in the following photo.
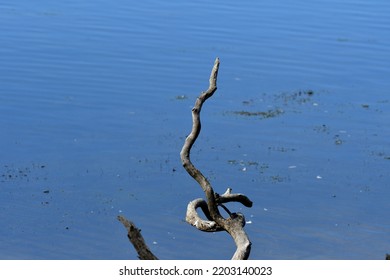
[273,89,315,105]
[175,95,188,100]
[230,108,284,119]
[242,99,254,105]
[334,135,344,145]
[1,163,48,182]
[270,175,287,182]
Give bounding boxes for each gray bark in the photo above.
[117,216,158,260]
[118,58,253,260]
[181,58,253,260]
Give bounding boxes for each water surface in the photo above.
[0,0,389,259]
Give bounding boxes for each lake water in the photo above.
[0,0,389,260]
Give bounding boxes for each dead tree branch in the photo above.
[180,58,253,260]
[117,215,158,260]
[118,58,252,260]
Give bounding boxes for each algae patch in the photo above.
[230,108,284,119]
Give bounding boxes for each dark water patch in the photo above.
[225,89,318,120]
[1,163,48,183]
[272,90,315,105]
[229,108,284,119]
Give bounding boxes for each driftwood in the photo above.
[117,216,158,260]
[181,58,253,260]
[118,58,252,260]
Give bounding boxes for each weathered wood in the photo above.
[119,58,253,260]
[181,58,253,260]
[117,215,158,260]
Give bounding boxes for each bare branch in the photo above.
[118,58,252,260]
[117,216,158,260]
[181,58,253,259]
[217,187,253,207]
[180,57,222,224]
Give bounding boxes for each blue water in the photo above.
[0,0,389,259]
